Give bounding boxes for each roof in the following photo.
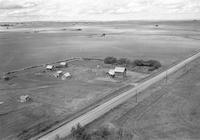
[60,62,67,65]
[63,72,71,77]
[20,95,29,100]
[56,71,63,74]
[46,65,53,69]
[114,67,126,73]
[108,69,115,75]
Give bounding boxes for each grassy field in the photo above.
[88,56,200,140]
[0,21,199,73]
[0,21,200,140]
[0,59,147,140]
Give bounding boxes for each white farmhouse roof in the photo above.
[46,65,53,69]
[108,69,115,75]
[114,67,126,73]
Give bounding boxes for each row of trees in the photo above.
[104,56,161,71]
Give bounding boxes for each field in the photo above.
[0,21,200,140]
[0,21,200,73]
[88,56,200,140]
[0,58,148,140]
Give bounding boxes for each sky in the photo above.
[0,0,200,22]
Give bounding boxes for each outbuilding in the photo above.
[61,72,71,80]
[46,65,54,70]
[19,95,31,103]
[107,69,115,78]
[54,71,63,78]
[59,62,68,68]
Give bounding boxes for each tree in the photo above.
[133,59,144,66]
[104,57,117,64]
[117,58,130,65]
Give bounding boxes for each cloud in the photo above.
[0,0,39,10]
[0,0,200,21]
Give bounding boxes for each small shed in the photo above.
[107,69,115,78]
[59,62,68,68]
[114,67,127,77]
[61,72,71,80]
[54,70,63,78]
[19,95,31,103]
[46,65,54,70]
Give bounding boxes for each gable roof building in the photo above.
[114,67,126,73]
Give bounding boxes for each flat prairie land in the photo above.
[88,57,200,140]
[0,21,200,72]
[0,59,147,140]
[0,21,200,140]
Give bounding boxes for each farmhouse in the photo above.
[46,65,54,70]
[114,67,127,77]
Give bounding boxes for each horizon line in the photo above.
[0,19,200,23]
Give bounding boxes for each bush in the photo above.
[3,76,10,81]
[148,60,161,68]
[71,123,90,140]
[104,57,117,64]
[70,124,134,140]
[93,127,111,139]
[133,59,161,69]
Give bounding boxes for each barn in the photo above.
[114,67,127,77]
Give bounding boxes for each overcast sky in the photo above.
[0,0,200,22]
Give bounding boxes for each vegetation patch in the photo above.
[55,123,134,140]
[104,56,161,72]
